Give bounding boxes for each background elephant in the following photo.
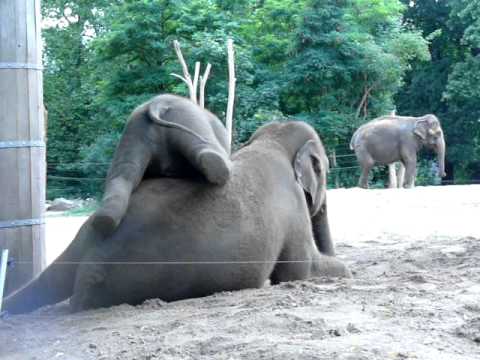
[4,121,350,314]
[350,114,446,188]
[92,93,231,236]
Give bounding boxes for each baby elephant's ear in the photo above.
[294,140,322,215]
[148,102,170,124]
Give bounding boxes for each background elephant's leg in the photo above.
[397,162,406,188]
[311,205,335,256]
[358,163,373,189]
[356,150,374,189]
[388,163,397,188]
[92,145,152,235]
[402,157,417,188]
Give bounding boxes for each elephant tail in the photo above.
[349,130,359,150]
[2,219,98,314]
[148,104,210,144]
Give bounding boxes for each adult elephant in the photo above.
[4,121,350,314]
[350,114,446,188]
[92,94,231,236]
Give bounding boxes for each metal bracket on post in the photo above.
[0,140,45,149]
[0,249,9,313]
[0,62,44,71]
[0,218,45,229]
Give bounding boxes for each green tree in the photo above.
[42,0,114,197]
[396,0,480,182]
[282,0,429,148]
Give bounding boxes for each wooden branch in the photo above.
[226,39,236,152]
[192,62,200,106]
[199,63,212,109]
[170,73,189,84]
[355,85,372,119]
[172,40,196,103]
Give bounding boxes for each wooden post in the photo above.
[226,39,236,152]
[0,0,46,295]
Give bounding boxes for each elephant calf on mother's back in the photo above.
[91,94,232,237]
[4,121,351,314]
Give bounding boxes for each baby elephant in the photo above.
[92,94,231,236]
[350,114,446,188]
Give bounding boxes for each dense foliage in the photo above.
[42,0,479,197]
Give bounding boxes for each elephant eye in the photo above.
[312,156,322,174]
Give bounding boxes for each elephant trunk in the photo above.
[436,135,446,178]
[311,204,335,256]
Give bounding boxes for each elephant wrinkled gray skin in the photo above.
[92,94,231,236]
[350,114,446,188]
[4,121,351,314]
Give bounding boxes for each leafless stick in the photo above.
[199,63,212,108]
[226,39,236,151]
[192,62,200,105]
[171,40,196,103]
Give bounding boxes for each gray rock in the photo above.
[47,198,77,211]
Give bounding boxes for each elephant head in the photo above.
[247,121,330,217]
[413,114,446,177]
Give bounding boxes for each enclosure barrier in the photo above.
[0,0,46,295]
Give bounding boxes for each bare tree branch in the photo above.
[172,40,196,103]
[199,63,212,109]
[226,39,236,152]
[192,62,200,106]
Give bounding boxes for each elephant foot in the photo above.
[197,149,231,185]
[70,264,107,312]
[91,208,121,237]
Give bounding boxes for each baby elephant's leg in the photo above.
[92,177,134,236]
[176,133,232,185]
[196,147,232,185]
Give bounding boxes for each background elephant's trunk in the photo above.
[436,135,446,178]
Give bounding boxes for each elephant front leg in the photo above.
[92,150,151,237]
[402,158,417,188]
[92,177,136,235]
[310,252,352,278]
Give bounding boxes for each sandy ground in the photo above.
[1,185,479,359]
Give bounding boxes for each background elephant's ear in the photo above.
[413,119,428,140]
[294,140,322,215]
[148,102,170,124]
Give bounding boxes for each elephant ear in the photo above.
[294,140,323,215]
[413,118,429,140]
